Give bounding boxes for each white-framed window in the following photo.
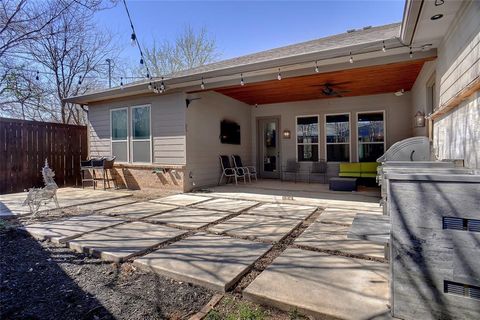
[356,111,385,162]
[130,105,151,163]
[325,113,350,162]
[110,105,152,164]
[296,115,319,162]
[111,107,129,162]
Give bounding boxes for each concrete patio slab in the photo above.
[294,221,385,259]
[150,194,211,206]
[134,232,272,291]
[71,197,138,213]
[100,201,177,219]
[318,207,382,226]
[244,248,390,320]
[246,203,317,220]
[0,187,132,217]
[193,198,258,213]
[209,214,302,242]
[146,207,232,229]
[68,221,187,262]
[22,214,125,243]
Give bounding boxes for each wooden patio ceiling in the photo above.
[212,58,434,105]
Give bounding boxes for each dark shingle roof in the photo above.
[169,23,401,78]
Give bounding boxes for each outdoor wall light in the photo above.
[414,111,426,127]
[283,129,291,139]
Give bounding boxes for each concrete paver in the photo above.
[71,197,138,213]
[209,214,302,242]
[134,232,272,291]
[193,198,258,213]
[244,248,390,320]
[318,207,382,226]
[150,194,211,206]
[146,207,232,229]
[246,203,317,220]
[68,221,187,262]
[0,187,132,217]
[100,201,177,219]
[294,221,385,259]
[22,214,125,243]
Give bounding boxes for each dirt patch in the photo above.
[0,229,213,320]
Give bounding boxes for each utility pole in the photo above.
[105,58,112,88]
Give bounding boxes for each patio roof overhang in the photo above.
[199,57,435,105]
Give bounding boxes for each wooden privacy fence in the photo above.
[0,118,88,194]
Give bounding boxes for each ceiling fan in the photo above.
[311,82,352,97]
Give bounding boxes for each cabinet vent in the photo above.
[443,217,480,233]
[444,281,480,300]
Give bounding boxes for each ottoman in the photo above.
[329,177,358,191]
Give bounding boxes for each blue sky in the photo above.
[96,0,405,66]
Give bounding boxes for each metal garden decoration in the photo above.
[23,159,59,216]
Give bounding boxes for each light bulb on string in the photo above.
[382,41,386,52]
[240,74,245,86]
[130,33,136,46]
[315,61,319,73]
[409,47,413,58]
[200,77,205,90]
[148,82,152,91]
[160,77,165,91]
[140,58,144,65]
[277,68,282,80]
[78,76,82,85]
[349,52,354,64]
[120,77,124,90]
[35,71,39,81]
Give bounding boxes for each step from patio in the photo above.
[133,232,272,292]
[100,201,178,219]
[67,221,187,262]
[294,221,385,259]
[208,214,302,243]
[244,203,317,220]
[145,207,233,229]
[192,198,259,213]
[243,248,390,320]
[22,214,126,243]
[150,194,211,206]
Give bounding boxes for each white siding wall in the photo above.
[251,92,413,170]
[411,1,480,168]
[410,60,436,137]
[185,91,252,190]
[88,92,187,165]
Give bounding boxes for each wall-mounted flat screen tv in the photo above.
[220,120,241,145]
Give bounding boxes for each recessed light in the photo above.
[431,14,444,20]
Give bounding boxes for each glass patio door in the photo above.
[258,118,280,179]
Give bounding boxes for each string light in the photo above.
[35,71,39,81]
[315,61,319,73]
[240,73,245,86]
[130,33,136,47]
[160,77,165,92]
[277,68,282,80]
[140,58,144,65]
[409,47,413,58]
[78,76,82,85]
[120,77,124,90]
[349,52,354,63]
[382,41,386,52]
[200,77,205,90]
[148,82,152,91]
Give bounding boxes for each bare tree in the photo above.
[142,25,219,77]
[0,0,119,124]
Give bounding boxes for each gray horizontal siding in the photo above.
[88,92,186,165]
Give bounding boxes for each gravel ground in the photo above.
[0,229,213,320]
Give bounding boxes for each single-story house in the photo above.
[65,0,480,192]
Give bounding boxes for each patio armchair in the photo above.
[232,154,257,182]
[219,155,246,185]
[309,159,328,183]
[282,159,300,183]
[81,156,116,190]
